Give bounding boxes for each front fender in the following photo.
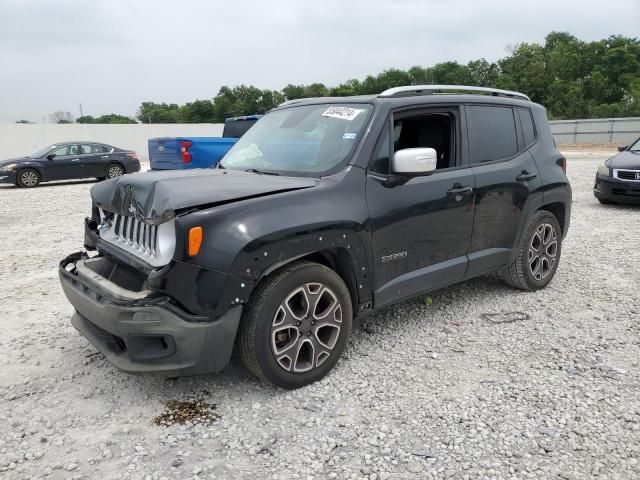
[229,228,371,304]
[15,161,45,178]
[173,169,372,307]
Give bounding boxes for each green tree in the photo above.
[211,85,284,122]
[129,32,640,122]
[179,100,215,123]
[77,114,136,124]
[466,59,499,87]
[137,102,180,123]
[282,84,306,100]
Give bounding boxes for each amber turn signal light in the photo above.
[188,226,203,257]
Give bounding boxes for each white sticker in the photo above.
[342,132,357,140]
[321,106,364,121]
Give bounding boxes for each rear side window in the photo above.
[467,105,518,163]
[223,119,257,138]
[517,108,536,146]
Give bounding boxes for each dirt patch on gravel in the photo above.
[153,400,220,427]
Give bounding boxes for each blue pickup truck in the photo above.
[148,115,261,170]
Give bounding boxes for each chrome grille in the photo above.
[614,169,640,182]
[112,214,158,255]
[99,211,176,267]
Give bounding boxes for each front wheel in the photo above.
[502,210,562,291]
[238,261,353,389]
[17,168,41,188]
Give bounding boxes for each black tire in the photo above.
[16,168,41,188]
[105,163,124,179]
[238,261,353,389]
[502,210,562,291]
[597,197,614,205]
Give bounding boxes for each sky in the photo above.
[0,0,638,123]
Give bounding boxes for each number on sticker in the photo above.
[322,107,364,121]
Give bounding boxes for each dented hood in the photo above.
[90,168,319,224]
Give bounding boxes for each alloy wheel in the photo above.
[528,223,558,281]
[107,165,124,178]
[271,282,343,373]
[20,171,38,187]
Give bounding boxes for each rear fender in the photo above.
[507,186,570,263]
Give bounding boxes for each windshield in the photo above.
[219,104,372,176]
[29,145,57,158]
[630,138,640,152]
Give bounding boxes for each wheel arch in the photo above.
[256,248,363,315]
[538,202,566,236]
[105,161,125,175]
[17,164,43,176]
[540,185,571,239]
[16,165,43,184]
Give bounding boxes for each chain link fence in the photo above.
[549,117,640,145]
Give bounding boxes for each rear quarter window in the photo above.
[467,105,518,163]
[517,108,536,146]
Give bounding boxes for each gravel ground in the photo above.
[1,152,639,480]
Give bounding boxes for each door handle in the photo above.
[101,156,109,159]
[447,185,473,197]
[71,158,80,162]
[516,171,538,182]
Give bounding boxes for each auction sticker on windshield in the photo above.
[322,106,364,121]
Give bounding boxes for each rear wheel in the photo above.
[16,168,41,188]
[105,163,124,179]
[239,261,352,389]
[502,210,562,291]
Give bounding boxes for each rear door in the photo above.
[465,104,543,276]
[79,144,111,177]
[47,144,82,180]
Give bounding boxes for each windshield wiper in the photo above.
[245,168,279,176]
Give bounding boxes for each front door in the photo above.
[366,107,475,307]
[46,144,81,180]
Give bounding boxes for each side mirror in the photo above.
[46,153,55,160]
[392,148,437,175]
[618,145,628,152]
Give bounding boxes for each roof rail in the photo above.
[379,85,530,101]
[278,98,309,107]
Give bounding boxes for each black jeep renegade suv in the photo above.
[59,85,571,389]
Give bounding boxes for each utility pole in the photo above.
[79,103,84,118]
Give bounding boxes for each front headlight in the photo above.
[0,163,17,172]
[597,163,610,176]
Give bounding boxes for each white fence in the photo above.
[0,123,224,162]
[549,117,640,145]
[1,118,638,162]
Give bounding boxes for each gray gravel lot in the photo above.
[1,153,639,480]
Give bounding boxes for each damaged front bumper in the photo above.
[59,252,242,375]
